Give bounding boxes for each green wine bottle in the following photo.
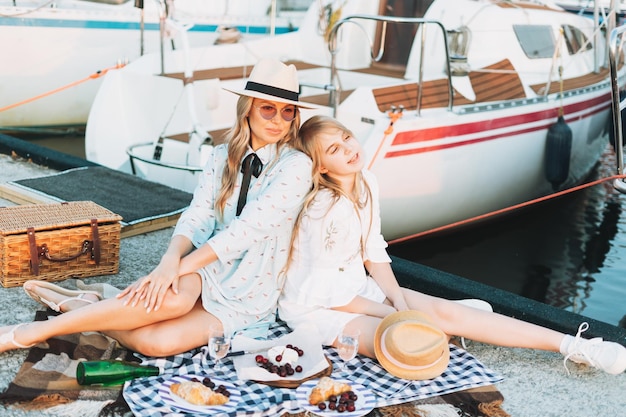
[76,360,160,386]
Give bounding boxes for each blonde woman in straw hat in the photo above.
[278,115,626,379]
[1,59,314,357]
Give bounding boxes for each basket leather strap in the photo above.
[26,221,102,275]
[90,219,101,265]
[27,227,40,276]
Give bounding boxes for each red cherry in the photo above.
[255,355,264,363]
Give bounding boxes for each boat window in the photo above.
[562,24,592,55]
[513,25,555,59]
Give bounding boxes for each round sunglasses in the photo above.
[253,104,297,122]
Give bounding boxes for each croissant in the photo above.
[170,380,229,406]
[308,376,352,405]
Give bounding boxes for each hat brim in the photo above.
[223,87,319,109]
[374,311,450,380]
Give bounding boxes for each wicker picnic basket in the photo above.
[0,201,123,287]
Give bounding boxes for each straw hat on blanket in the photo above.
[374,310,450,380]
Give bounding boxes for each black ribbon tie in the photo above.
[236,153,263,216]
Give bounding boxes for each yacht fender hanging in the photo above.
[545,64,572,190]
[545,112,572,189]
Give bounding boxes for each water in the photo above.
[388,147,626,329]
[19,134,626,329]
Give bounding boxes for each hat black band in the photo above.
[245,81,299,102]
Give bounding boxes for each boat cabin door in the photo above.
[372,0,435,73]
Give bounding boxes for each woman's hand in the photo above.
[118,253,181,313]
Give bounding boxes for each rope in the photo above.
[368,106,403,170]
[388,173,626,245]
[0,63,126,113]
[0,1,55,17]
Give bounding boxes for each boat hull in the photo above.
[0,0,307,128]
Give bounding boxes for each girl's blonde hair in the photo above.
[214,95,302,218]
[283,115,373,273]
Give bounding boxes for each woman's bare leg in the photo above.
[1,273,203,354]
[400,288,563,351]
[104,300,221,356]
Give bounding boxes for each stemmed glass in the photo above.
[336,326,360,376]
[208,324,231,373]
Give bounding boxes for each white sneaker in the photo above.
[560,322,626,375]
[454,299,493,349]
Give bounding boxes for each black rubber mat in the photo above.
[12,166,192,225]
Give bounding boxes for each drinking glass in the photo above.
[337,326,360,375]
[208,324,231,373]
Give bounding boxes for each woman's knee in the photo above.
[157,290,197,316]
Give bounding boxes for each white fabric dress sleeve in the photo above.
[172,145,220,248]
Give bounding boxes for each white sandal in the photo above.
[75,280,122,299]
[0,324,35,351]
[23,280,102,313]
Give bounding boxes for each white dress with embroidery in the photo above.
[173,143,312,336]
[278,170,391,344]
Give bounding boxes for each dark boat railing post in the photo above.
[326,14,453,118]
[155,0,168,75]
[134,0,145,56]
[609,23,626,192]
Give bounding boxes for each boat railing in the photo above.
[126,142,203,173]
[325,14,453,117]
[609,22,626,192]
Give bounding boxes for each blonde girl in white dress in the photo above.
[278,115,626,376]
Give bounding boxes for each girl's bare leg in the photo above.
[400,288,563,351]
[335,315,382,359]
[1,273,204,355]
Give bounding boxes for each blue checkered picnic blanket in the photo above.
[123,322,503,416]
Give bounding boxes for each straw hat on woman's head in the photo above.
[374,310,450,380]
[224,58,315,108]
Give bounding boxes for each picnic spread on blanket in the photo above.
[0,311,506,417]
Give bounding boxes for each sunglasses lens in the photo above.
[257,105,296,122]
[258,105,277,120]
[280,107,296,122]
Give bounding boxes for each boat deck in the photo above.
[161,58,611,143]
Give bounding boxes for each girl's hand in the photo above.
[390,295,410,312]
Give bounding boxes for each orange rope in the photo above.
[368,108,403,170]
[0,62,126,113]
[388,173,626,245]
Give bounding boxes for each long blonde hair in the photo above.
[214,95,302,218]
[284,115,373,273]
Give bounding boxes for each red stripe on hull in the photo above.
[385,94,610,159]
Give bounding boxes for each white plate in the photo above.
[296,378,376,417]
[159,374,241,415]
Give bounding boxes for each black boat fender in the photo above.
[545,114,572,190]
